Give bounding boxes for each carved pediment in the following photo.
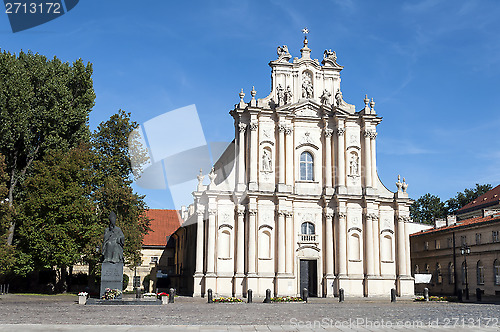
[291,100,322,118]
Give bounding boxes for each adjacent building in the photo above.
[410,185,500,297]
[177,35,428,298]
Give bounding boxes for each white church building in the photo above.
[178,35,423,298]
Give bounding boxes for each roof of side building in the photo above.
[410,214,500,237]
[142,209,183,247]
[456,184,500,215]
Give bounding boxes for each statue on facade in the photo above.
[262,150,272,172]
[277,84,285,106]
[284,86,293,104]
[276,45,291,62]
[302,72,313,99]
[320,89,331,105]
[102,211,124,264]
[349,154,359,176]
[335,89,345,107]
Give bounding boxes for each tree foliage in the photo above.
[411,183,493,224]
[0,50,95,245]
[0,154,15,276]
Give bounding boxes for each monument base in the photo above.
[100,262,124,299]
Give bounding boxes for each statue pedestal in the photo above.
[100,262,123,299]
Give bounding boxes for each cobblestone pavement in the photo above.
[1,294,499,331]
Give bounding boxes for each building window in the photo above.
[461,235,467,246]
[461,261,467,285]
[299,151,314,181]
[477,261,484,285]
[133,276,141,288]
[424,241,429,250]
[475,233,481,245]
[150,256,158,264]
[435,240,441,249]
[493,231,499,243]
[447,238,452,248]
[381,235,393,262]
[425,263,430,273]
[436,263,442,284]
[414,265,419,275]
[494,260,500,285]
[448,262,455,284]
[301,222,315,235]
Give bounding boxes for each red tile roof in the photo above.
[410,214,500,237]
[456,184,500,214]
[142,209,182,246]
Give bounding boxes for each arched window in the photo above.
[494,260,500,285]
[349,233,361,261]
[425,263,430,273]
[300,151,314,181]
[448,262,455,284]
[414,265,419,275]
[259,230,271,259]
[477,261,484,285]
[381,235,393,262]
[218,230,231,259]
[461,261,467,285]
[301,222,315,235]
[436,263,442,284]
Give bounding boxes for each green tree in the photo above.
[91,110,150,271]
[0,154,15,276]
[0,50,95,245]
[15,145,99,289]
[410,193,447,224]
[446,183,493,213]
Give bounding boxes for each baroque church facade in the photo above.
[184,35,419,298]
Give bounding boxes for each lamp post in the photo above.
[461,244,471,300]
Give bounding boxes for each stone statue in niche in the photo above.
[349,153,359,176]
[262,149,272,172]
[302,72,313,99]
[277,84,285,106]
[284,86,293,104]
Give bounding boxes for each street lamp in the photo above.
[461,244,471,300]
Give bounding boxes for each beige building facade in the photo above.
[184,35,426,298]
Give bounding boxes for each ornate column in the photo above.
[249,121,258,190]
[195,208,205,274]
[278,122,286,186]
[206,209,217,274]
[363,129,372,188]
[370,131,377,187]
[324,211,334,276]
[285,211,293,274]
[277,210,286,274]
[285,125,293,187]
[336,127,346,188]
[364,214,374,276]
[236,206,245,275]
[337,212,347,276]
[372,215,380,275]
[247,209,257,274]
[237,123,247,190]
[396,216,406,277]
[324,128,333,188]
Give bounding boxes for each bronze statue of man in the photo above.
[102,211,124,264]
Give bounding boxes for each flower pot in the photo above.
[161,295,168,304]
[78,295,87,305]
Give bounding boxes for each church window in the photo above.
[301,222,315,235]
[259,230,271,259]
[218,230,231,259]
[300,151,314,181]
[349,233,361,261]
[381,235,393,262]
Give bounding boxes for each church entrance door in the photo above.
[299,259,317,297]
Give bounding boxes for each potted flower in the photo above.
[102,288,122,300]
[157,292,168,304]
[78,292,88,305]
[143,292,157,301]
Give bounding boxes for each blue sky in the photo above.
[1,0,499,209]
